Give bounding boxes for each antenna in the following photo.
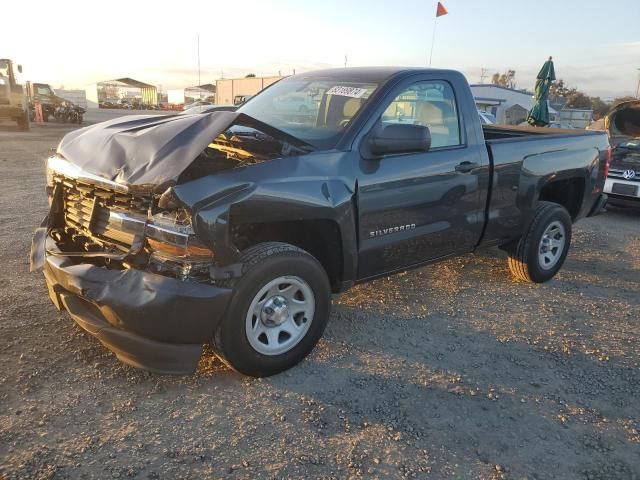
[197,34,201,86]
[428,16,437,66]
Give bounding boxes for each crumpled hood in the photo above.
[56,111,303,190]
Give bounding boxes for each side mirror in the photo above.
[364,123,431,159]
[17,65,23,73]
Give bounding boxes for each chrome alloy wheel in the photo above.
[245,276,315,356]
[538,220,566,270]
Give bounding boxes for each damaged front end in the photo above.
[30,155,232,374]
[31,111,313,373]
[33,155,217,281]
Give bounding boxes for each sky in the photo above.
[2,0,639,99]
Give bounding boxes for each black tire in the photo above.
[213,242,331,377]
[506,201,572,283]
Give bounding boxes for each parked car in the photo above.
[32,67,609,377]
[603,101,640,206]
[184,100,213,110]
[117,99,135,109]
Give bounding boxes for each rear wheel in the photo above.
[213,242,331,377]
[506,201,572,283]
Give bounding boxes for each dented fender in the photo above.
[170,151,360,284]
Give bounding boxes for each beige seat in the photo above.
[416,101,460,148]
[416,102,449,147]
[340,98,363,127]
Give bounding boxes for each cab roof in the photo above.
[293,66,460,85]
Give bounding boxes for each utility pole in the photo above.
[636,68,640,99]
[197,34,201,87]
[479,68,489,84]
[344,55,348,68]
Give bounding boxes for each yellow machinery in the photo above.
[0,59,29,131]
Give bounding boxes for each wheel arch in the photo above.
[538,177,586,220]
[231,219,349,293]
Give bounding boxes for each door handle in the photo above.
[455,161,479,173]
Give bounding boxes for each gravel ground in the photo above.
[1,121,639,480]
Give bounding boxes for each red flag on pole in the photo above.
[436,1,448,17]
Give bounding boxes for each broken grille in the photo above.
[57,175,151,250]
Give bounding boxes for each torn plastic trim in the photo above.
[30,215,142,272]
[39,235,233,373]
[41,235,232,343]
[30,184,211,277]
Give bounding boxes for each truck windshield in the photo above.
[237,78,378,149]
[36,85,55,96]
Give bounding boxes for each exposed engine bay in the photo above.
[178,126,312,182]
[35,113,313,284]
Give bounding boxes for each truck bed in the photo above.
[482,124,604,142]
[480,124,610,249]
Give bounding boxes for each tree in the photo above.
[491,70,517,89]
[590,97,609,119]
[245,73,256,78]
[565,91,592,109]
[550,79,571,99]
[549,79,593,110]
[612,95,637,105]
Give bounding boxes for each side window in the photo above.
[382,80,461,148]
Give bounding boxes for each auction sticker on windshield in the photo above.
[326,86,369,98]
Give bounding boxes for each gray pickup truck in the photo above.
[32,67,610,376]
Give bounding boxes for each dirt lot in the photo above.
[1,121,639,480]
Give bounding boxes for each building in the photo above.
[85,77,158,109]
[215,75,283,105]
[470,84,557,125]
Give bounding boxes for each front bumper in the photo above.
[35,234,232,374]
[604,177,640,204]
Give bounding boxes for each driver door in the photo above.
[356,78,488,279]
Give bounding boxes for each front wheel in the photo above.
[506,201,572,283]
[213,242,331,377]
